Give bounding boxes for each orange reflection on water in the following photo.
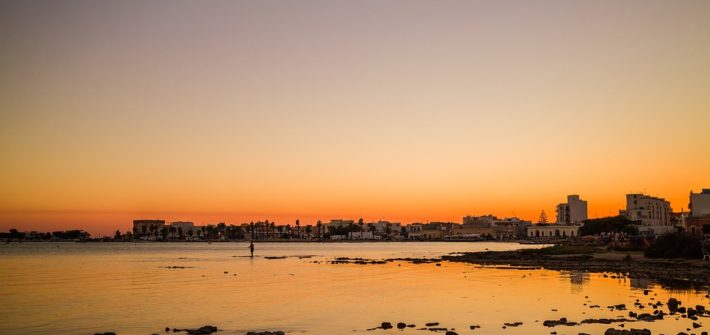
[0,242,707,335]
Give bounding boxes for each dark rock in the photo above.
[604,329,651,335]
[397,322,406,329]
[668,298,680,313]
[543,318,576,327]
[245,332,284,335]
[469,325,480,330]
[407,324,415,328]
[692,322,702,328]
[166,327,170,332]
[504,322,523,327]
[381,322,393,329]
[187,326,217,334]
[445,332,458,335]
[94,333,117,335]
[425,322,439,327]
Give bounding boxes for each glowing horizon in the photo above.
[1,1,709,236]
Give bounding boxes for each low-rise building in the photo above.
[170,221,195,236]
[527,224,580,239]
[133,219,165,239]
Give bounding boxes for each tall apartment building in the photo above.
[687,189,710,236]
[620,194,672,234]
[556,195,588,225]
[689,189,710,217]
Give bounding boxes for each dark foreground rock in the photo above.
[245,332,284,335]
[604,328,651,335]
[441,251,710,288]
[171,326,218,334]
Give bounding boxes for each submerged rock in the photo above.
[425,322,440,327]
[396,322,406,329]
[381,322,393,329]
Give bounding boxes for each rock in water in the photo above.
[187,326,217,334]
[396,322,406,329]
[381,322,393,329]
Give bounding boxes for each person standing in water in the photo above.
[249,241,254,257]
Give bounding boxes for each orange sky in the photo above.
[1,1,709,236]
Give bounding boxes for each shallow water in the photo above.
[0,242,708,335]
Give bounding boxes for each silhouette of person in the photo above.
[249,241,254,257]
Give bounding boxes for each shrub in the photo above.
[644,233,703,259]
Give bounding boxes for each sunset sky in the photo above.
[1,1,709,236]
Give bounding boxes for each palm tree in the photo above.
[316,220,322,241]
[295,219,300,239]
[305,225,312,240]
[358,218,364,233]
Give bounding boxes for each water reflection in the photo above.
[0,242,707,335]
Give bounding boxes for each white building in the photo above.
[556,195,588,225]
[405,224,423,239]
[527,224,579,239]
[689,189,710,217]
[620,194,673,235]
[170,221,195,234]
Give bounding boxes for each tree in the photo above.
[316,220,322,240]
[160,226,169,240]
[169,226,177,240]
[358,218,364,233]
[305,225,312,239]
[296,219,301,239]
[114,230,122,241]
[580,216,638,236]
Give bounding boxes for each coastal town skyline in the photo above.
[4,189,707,237]
[2,1,709,236]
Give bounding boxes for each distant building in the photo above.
[327,219,355,229]
[463,215,497,227]
[687,189,710,236]
[406,224,423,239]
[419,222,455,239]
[619,194,673,235]
[348,231,374,239]
[689,189,710,217]
[368,221,402,238]
[170,221,195,236]
[556,195,588,225]
[133,219,166,239]
[527,224,579,239]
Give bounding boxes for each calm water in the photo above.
[0,242,708,335]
